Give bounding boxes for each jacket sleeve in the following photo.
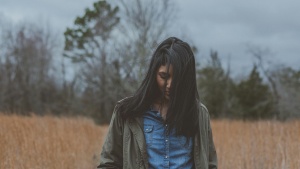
[200,104,218,169]
[97,105,124,169]
[208,118,218,169]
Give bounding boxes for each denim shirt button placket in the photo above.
[164,124,170,168]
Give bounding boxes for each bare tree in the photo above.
[62,0,177,123]
[246,44,280,118]
[0,21,58,115]
[197,51,236,118]
[63,1,121,123]
[246,44,300,120]
[115,0,176,89]
[271,66,300,119]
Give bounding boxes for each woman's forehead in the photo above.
[157,64,173,73]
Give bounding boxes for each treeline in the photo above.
[197,51,300,120]
[0,0,299,123]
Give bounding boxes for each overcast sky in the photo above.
[1,0,299,76]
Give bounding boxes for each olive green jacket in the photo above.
[98,102,217,169]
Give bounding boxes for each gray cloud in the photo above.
[174,0,300,74]
[1,0,299,76]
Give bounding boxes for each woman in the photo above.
[98,37,217,169]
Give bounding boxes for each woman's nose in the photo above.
[166,78,172,89]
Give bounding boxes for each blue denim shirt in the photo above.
[143,109,194,169]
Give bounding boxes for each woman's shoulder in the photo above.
[113,96,134,117]
[199,102,209,114]
[110,97,133,126]
[197,102,210,120]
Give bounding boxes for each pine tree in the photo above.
[63,1,120,123]
[235,65,274,120]
[197,51,234,118]
[64,1,119,62]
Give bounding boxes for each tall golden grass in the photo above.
[0,114,107,169]
[0,114,299,169]
[213,120,300,169]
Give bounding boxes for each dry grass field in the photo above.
[212,120,300,169]
[0,114,108,169]
[0,114,299,169]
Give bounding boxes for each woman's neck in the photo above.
[153,98,169,120]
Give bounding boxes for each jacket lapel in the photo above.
[128,116,148,168]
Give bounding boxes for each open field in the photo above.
[0,114,108,169]
[212,120,300,169]
[0,114,299,169]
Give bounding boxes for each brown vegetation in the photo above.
[0,114,299,169]
[213,120,300,169]
[0,114,107,169]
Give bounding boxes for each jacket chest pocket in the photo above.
[144,125,154,146]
